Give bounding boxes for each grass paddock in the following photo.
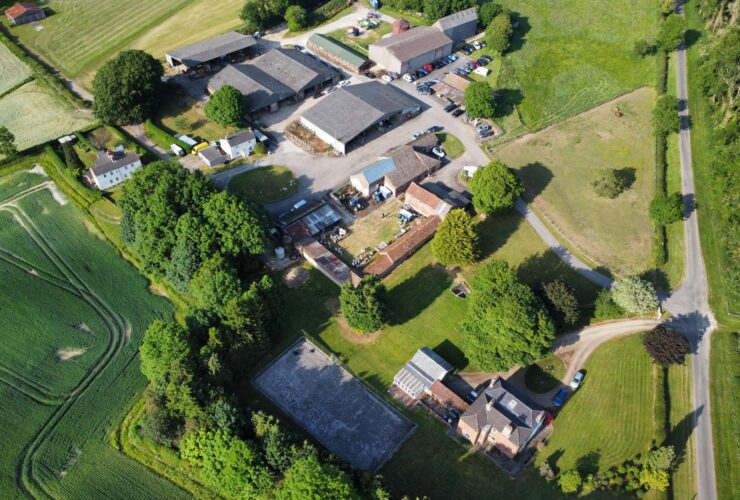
[228,166,298,204]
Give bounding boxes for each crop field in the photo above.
[7,0,244,88]
[495,0,657,131]
[493,88,655,276]
[0,42,31,97]
[536,335,655,472]
[0,169,184,498]
[0,81,93,152]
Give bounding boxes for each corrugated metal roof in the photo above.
[433,8,478,32]
[168,32,256,67]
[361,158,396,184]
[308,33,367,68]
[371,26,452,62]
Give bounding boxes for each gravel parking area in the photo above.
[254,337,416,472]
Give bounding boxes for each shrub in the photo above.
[62,142,83,177]
[470,160,523,214]
[432,209,479,266]
[0,126,17,160]
[591,168,627,198]
[558,470,582,494]
[285,5,307,32]
[643,327,690,366]
[652,95,681,136]
[594,288,625,320]
[205,85,246,128]
[339,275,386,333]
[538,461,555,481]
[633,39,656,57]
[649,192,684,225]
[253,143,266,155]
[479,1,504,26]
[612,276,659,314]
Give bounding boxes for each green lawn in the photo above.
[666,359,697,500]
[228,166,298,204]
[536,335,656,473]
[338,198,404,259]
[0,40,31,97]
[494,0,657,130]
[709,331,739,500]
[493,88,655,277]
[436,132,464,159]
[156,92,231,142]
[0,169,183,498]
[0,80,93,152]
[326,21,392,55]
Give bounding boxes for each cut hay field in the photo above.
[0,80,93,152]
[7,0,244,88]
[493,88,655,276]
[536,335,656,473]
[0,41,31,97]
[495,0,657,132]
[0,168,185,498]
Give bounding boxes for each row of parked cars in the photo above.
[401,53,459,82]
[454,54,493,76]
[461,40,487,55]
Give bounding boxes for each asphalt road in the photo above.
[662,2,718,497]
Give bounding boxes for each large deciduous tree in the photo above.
[488,14,513,53]
[140,320,192,384]
[92,50,163,125]
[470,160,523,214]
[339,275,386,333]
[189,257,242,314]
[479,1,505,27]
[611,276,659,314]
[180,429,273,498]
[275,455,357,500]
[432,209,479,266]
[541,280,580,328]
[657,14,687,52]
[205,85,246,128]
[462,260,555,371]
[643,326,690,367]
[464,80,496,119]
[284,5,308,32]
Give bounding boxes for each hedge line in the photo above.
[0,27,88,109]
[652,51,670,267]
[144,119,190,153]
[41,145,101,208]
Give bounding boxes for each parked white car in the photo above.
[432,146,446,158]
[402,73,414,82]
[381,74,393,83]
[570,370,585,389]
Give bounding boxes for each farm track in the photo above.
[0,186,129,498]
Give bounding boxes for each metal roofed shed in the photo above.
[166,32,257,69]
[299,81,420,155]
[369,26,453,74]
[432,8,478,45]
[393,347,454,399]
[198,145,227,167]
[307,33,369,73]
[208,48,340,114]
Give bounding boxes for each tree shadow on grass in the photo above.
[507,14,531,53]
[433,339,468,371]
[663,405,703,472]
[576,450,602,476]
[493,88,524,119]
[476,211,522,261]
[516,250,601,305]
[615,167,637,191]
[517,162,553,200]
[386,264,452,326]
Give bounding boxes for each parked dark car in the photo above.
[451,108,465,117]
[426,125,443,133]
[552,388,569,408]
[443,102,458,112]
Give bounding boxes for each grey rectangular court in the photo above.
[254,337,416,472]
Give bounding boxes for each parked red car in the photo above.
[423,64,433,72]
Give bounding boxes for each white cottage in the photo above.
[219,130,256,160]
[90,150,142,190]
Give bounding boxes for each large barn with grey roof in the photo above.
[369,26,452,74]
[166,32,257,69]
[208,48,340,113]
[299,81,420,154]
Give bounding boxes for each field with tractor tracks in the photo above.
[0,168,184,498]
